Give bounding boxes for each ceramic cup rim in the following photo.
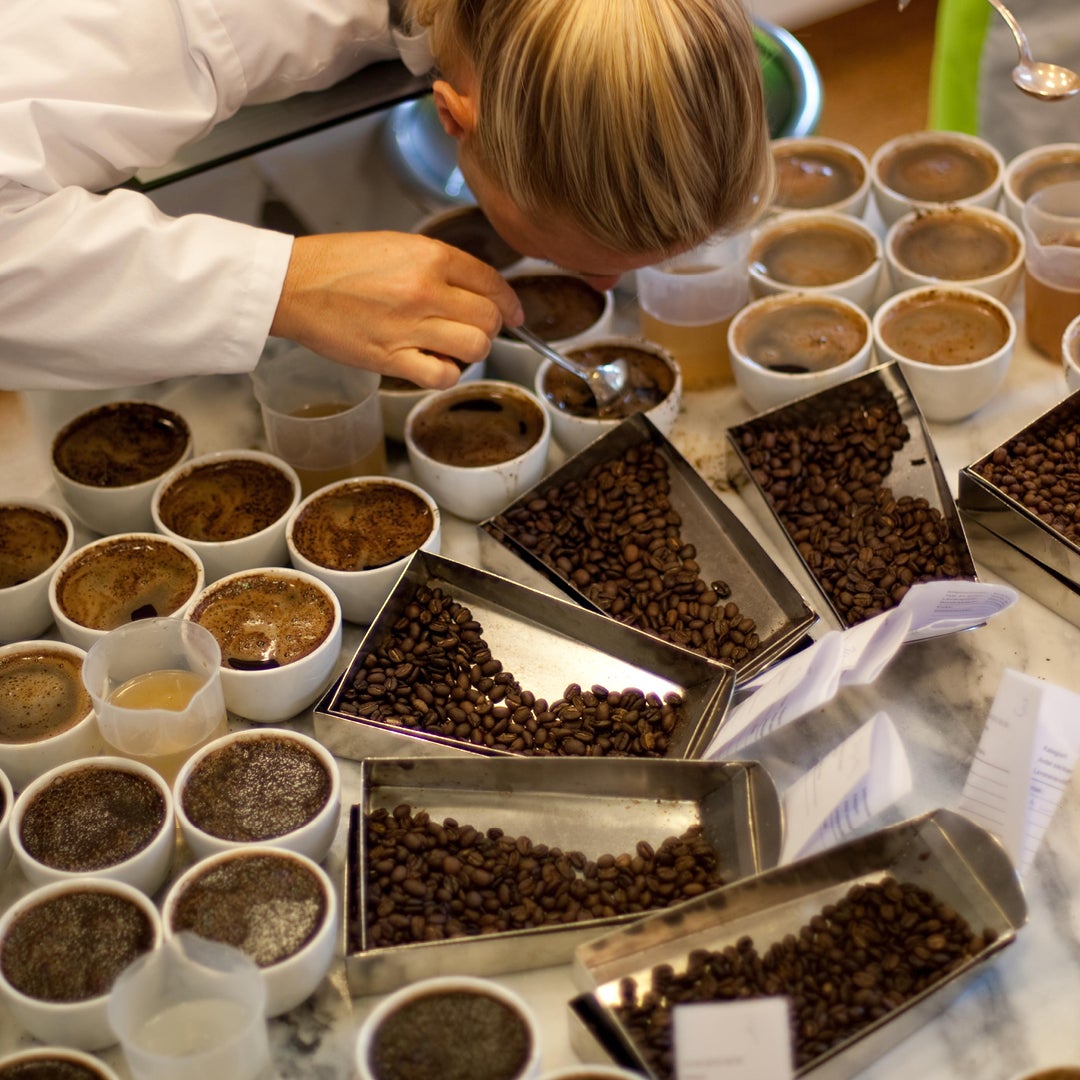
[11,755,174,884]
[749,208,883,294]
[48,531,206,644]
[0,876,164,1010]
[172,726,341,855]
[1003,141,1080,212]
[0,1046,122,1079]
[355,974,543,1080]
[884,204,1025,292]
[285,474,441,578]
[182,565,343,680]
[499,266,614,345]
[50,401,193,494]
[869,129,1005,208]
[151,448,302,552]
[404,379,552,475]
[769,134,872,214]
[0,500,76,597]
[872,283,1017,372]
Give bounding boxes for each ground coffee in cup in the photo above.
[891,209,1020,281]
[772,142,865,210]
[878,138,999,203]
[751,219,877,287]
[0,648,91,745]
[878,290,1011,365]
[505,274,606,341]
[733,296,868,374]
[544,345,675,419]
[0,506,68,589]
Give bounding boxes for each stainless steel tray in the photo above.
[568,808,1026,1078]
[315,551,736,762]
[344,755,782,995]
[726,364,978,632]
[958,390,1080,592]
[479,413,818,681]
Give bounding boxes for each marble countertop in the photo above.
[2,310,1080,1080]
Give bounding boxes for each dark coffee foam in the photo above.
[52,402,190,488]
[893,212,1019,280]
[736,299,867,373]
[503,274,606,341]
[421,206,522,270]
[410,388,545,467]
[880,292,1010,366]
[545,345,674,419]
[0,649,91,744]
[773,144,864,209]
[880,141,997,203]
[0,505,68,588]
[752,221,877,287]
[292,481,433,570]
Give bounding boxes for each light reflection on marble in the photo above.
[2,324,1080,1080]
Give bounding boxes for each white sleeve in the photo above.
[0,0,416,391]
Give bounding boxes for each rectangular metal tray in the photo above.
[958,390,1080,592]
[726,364,978,632]
[344,755,782,995]
[478,413,818,681]
[568,808,1026,1079]
[315,551,736,762]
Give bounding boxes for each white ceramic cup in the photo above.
[872,284,1017,423]
[748,210,883,311]
[405,380,552,523]
[286,476,441,625]
[184,567,343,723]
[885,204,1025,303]
[1002,141,1080,227]
[379,358,487,444]
[0,877,163,1050]
[870,130,1005,227]
[0,639,100,792]
[0,501,75,643]
[11,755,175,895]
[161,846,338,1018]
[151,449,301,584]
[728,292,874,414]
[534,338,683,456]
[173,727,341,863]
[50,401,193,537]
[1063,312,1080,395]
[0,766,12,879]
[49,532,206,652]
[488,268,615,387]
[770,135,872,217]
[355,975,543,1080]
[0,1046,123,1079]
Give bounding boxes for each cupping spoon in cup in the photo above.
[898,0,1080,100]
[505,324,628,415]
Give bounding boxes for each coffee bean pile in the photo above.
[363,804,728,946]
[337,584,684,757]
[973,400,1080,545]
[490,444,761,665]
[735,379,973,625]
[612,877,995,1078]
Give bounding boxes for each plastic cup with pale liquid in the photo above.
[82,617,228,784]
[107,932,273,1080]
[251,345,386,497]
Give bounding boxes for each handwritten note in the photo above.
[780,712,912,865]
[673,997,794,1080]
[957,669,1080,877]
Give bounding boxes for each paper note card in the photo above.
[673,997,794,1080]
[957,668,1080,877]
[780,712,912,865]
[899,580,1018,643]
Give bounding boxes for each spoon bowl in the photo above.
[506,324,628,413]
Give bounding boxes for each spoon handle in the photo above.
[505,324,584,378]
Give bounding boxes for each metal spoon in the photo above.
[898,0,1080,100]
[506,324,628,413]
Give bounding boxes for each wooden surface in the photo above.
[793,0,940,154]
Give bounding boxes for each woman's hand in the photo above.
[269,231,524,387]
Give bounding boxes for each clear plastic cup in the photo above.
[251,345,386,497]
[635,230,752,391]
[82,618,228,783]
[1023,179,1080,360]
[107,932,273,1080]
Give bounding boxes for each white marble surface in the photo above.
[3,322,1080,1080]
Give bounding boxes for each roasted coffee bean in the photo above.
[975,398,1080,545]
[735,379,974,625]
[612,877,995,1078]
[338,584,684,758]
[490,444,760,664]
[363,806,727,946]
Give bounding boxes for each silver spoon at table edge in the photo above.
[897,0,1080,100]
[505,323,629,414]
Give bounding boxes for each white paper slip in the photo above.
[673,997,793,1080]
[957,668,1080,877]
[706,606,911,760]
[779,712,912,865]
[899,580,1018,643]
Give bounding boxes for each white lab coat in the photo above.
[0,0,432,391]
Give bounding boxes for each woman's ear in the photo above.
[432,79,478,140]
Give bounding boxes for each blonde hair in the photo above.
[405,0,772,255]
